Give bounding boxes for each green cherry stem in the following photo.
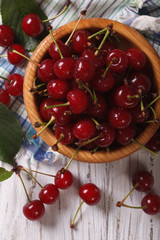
[88,28,108,40]
[52,133,65,151]
[117,183,139,206]
[49,28,64,59]
[32,116,55,139]
[94,28,110,56]
[0,54,7,58]
[78,134,102,147]
[18,173,30,202]
[22,169,43,188]
[131,138,159,156]
[70,201,84,228]
[146,94,160,109]
[46,102,69,109]
[42,0,71,23]
[22,167,56,178]
[117,202,146,210]
[149,106,157,119]
[64,146,81,170]
[101,60,113,78]
[65,9,87,45]
[0,75,11,83]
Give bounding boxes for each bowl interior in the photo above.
[23,18,160,163]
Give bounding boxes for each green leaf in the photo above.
[0,103,23,165]
[1,0,48,51]
[0,167,13,182]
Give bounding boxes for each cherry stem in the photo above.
[65,9,87,45]
[127,94,140,99]
[131,138,159,156]
[144,118,160,124]
[46,102,69,109]
[32,116,55,139]
[49,29,64,59]
[146,94,160,109]
[92,89,98,104]
[70,201,84,228]
[91,145,99,154]
[0,54,7,57]
[52,133,65,151]
[78,134,102,147]
[118,182,139,206]
[34,122,47,128]
[9,47,40,67]
[91,118,101,130]
[0,75,11,83]
[64,146,81,170]
[117,202,146,210]
[149,106,157,119]
[94,28,110,56]
[101,60,113,78]
[88,28,108,40]
[42,0,71,23]
[22,169,43,188]
[18,173,30,202]
[78,81,94,101]
[21,167,56,178]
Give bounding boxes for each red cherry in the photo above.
[67,89,88,114]
[47,78,70,100]
[128,72,151,94]
[39,98,55,121]
[73,118,96,141]
[108,107,132,129]
[39,183,59,204]
[5,73,23,96]
[7,44,26,65]
[0,89,10,106]
[130,104,150,124]
[92,70,115,93]
[88,94,107,119]
[49,39,71,61]
[132,171,154,192]
[21,13,44,37]
[72,30,91,54]
[145,128,160,153]
[55,168,73,189]
[37,59,56,83]
[55,123,75,145]
[106,49,128,73]
[0,24,15,47]
[79,183,101,205]
[126,48,146,70]
[23,200,45,221]
[141,194,160,215]
[54,58,75,80]
[116,125,136,145]
[81,48,105,68]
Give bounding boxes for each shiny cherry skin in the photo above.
[73,118,96,141]
[92,70,115,93]
[39,183,59,204]
[47,78,70,100]
[74,57,95,83]
[79,183,101,205]
[132,171,154,192]
[67,89,88,114]
[126,48,146,71]
[71,30,91,54]
[141,193,160,215]
[81,48,105,68]
[55,123,75,145]
[116,124,136,145]
[0,89,10,106]
[0,24,15,47]
[102,40,116,53]
[145,128,160,153]
[39,98,55,121]
[23,200,45,221]
[21,13,44,37]
[38,59,56,83]
[54,58,75,80]
[49,39,71,61]
[88,94,107,119]
[7,44,26,65]
[5,73,23,96]
[108,107,132,129]
[55,168,73,189]
[106,49,128,73]
[128,72,151,94]
[130,104,150,124]
[114,85,140,109]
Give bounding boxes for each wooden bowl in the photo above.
[23,18,160,163]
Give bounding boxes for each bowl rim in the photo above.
[23,18,160,163]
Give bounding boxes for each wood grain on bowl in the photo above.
[23,18,160,163]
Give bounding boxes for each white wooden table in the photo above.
[0,148,160,240]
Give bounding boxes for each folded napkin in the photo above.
[0,0,160,164]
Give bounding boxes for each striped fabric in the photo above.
[0,0,160,163]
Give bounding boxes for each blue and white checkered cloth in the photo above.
[0,0,160,164]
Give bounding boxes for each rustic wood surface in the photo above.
[0,148,160,240]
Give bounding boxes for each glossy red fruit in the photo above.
[0,24,15,47]
[126,48,146,70]
[114,85,139,109]
[21,13,44,37]
[47,78,70,100]
[81,48,105,68]
[116,125,136,145]
[38,59,56,83]
[49,39,71,61]
[92,70,115,93]
[79,183,101,205]
[7,44,26,65]
[39,184,59,204]
[5,73,23,96]
[73,118,96,141]
[67,89,88,114]
[0,89,10,106]
[141,193,160,215]
[128,72,151,94]
[132,171,154,192]
[145,128,160,153]
[54,58,75,80]
[23,200,45,221]
[55,168,73,189]
[55,123,75,145]
[72,30,91,54]
[106,49,128,73]
[39,98,55,121]
[108,107,132,129]
[88,94,107,119]
[130,104,150,124]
